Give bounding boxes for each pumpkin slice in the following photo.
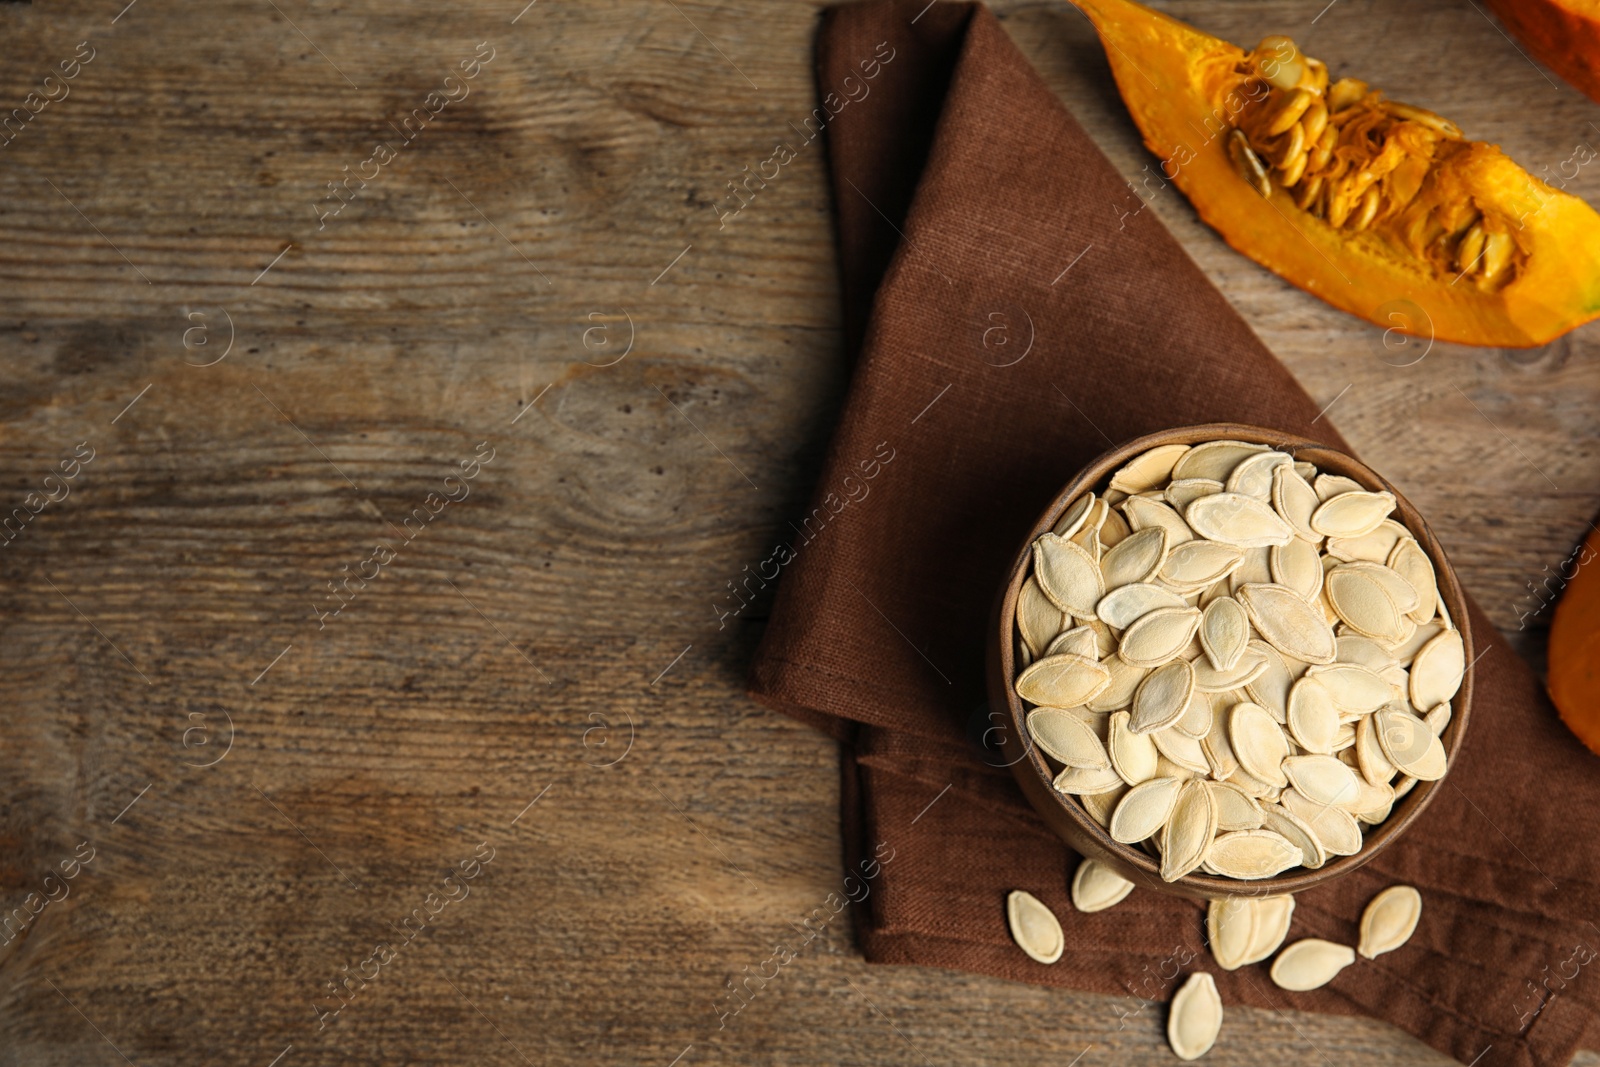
[1070,0,1600,346]
[1548,524,1600,757]
[1485,0,1600,106]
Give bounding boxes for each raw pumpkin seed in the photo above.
[1167,477,1223,510]
[1198,596,1251,673]
[1261,805,1326,869]
[1016,653,1112,707]
[1226,450,1293,500]
[1282,754,1361,806]
[1163,540,1246,588]
[1098,582,1188,629]
[1208,896,1257,970]
[1358,885,1421,958]
[1033,533,1104,616]
[1206,829,1302,879]
[1271,465,1321,541]
[1111,777,1182,843]
[1231,701,1290,787]
[1409,628,1465,712]
[1121,608,1204,669]
[1186,493,1295,548]
[1054,492,1095,538]
[1109,710,1161,785]
[1071,858,1136,913]
[1271,938,1355,990]
[1270,536,1324,601]
[1103,526,1171,589]
[1154,724,1212,774]
[1286,677,1339,754]
[1161,780,1218,881]
[1326,567,1408,644]
[1243,895,1295,964]
[1238,583,1337,664]
[1027,707,1111,769]
[1006,890,1064,964]
[1087,655,1149,712]
[1209,780,1264,831]
[1111,443,1192,494]
[1167,972,1224,1061]
[1017,576,1067,659]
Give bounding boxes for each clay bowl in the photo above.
[986,423,1473,901]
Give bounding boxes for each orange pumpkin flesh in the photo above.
[1549,526,1600,758]
[1484,0,1600,105]
[1070,0,1600,347]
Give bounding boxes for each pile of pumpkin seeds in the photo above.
[1014,439,1464,884]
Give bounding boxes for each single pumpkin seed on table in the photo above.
[1167,972,1224,1061]
[1006,890,1064,964]
[1359,885,1422,958]
[1271,938,1356,990]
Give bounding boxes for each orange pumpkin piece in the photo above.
[1549,526,1600,757]
[1484,0,1600,106]
[1071,0,1600,347]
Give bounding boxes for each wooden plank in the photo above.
[0,0,1595,1064]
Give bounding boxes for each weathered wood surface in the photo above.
[0,0,1596,1065]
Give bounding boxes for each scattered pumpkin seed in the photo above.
[1006,890,1064,964]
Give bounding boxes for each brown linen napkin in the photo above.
[747,4,1600,1065]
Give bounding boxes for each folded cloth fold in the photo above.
[746,3,1600,1065]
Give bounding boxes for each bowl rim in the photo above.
[992,422,1474,898]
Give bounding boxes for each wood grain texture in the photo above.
[0,0,1596,1065]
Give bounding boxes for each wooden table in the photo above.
[1,0,1597,1064]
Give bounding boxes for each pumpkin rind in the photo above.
[1548,526,1600,758]
[1484,0,1600,106]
